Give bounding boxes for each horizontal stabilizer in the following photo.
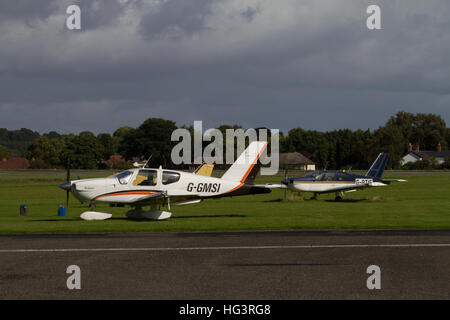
[194,163,214,176]
[174,199,202,206]
[253,183,287,189]
[382,179,408,184]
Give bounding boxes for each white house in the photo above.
[400,143,450,166]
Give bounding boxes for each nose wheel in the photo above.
[335,192,343,201]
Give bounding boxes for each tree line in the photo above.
[0,112,449,170]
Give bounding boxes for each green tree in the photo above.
[115,126,136,159]
[119,118,178,167]
[0,144,10,160]
[97,133,116,160]
[61,132,103,169]
[446,128,450,149]
[27,136,65,167]
[285,128,332,169]
[0,128,40,157]
[44,131,62,140]
[411,113,447,150]
[370,112,448,168]
[114,126,135,143]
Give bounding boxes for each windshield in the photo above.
[115,170,133,185]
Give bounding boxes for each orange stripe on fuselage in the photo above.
[225,183,244,194]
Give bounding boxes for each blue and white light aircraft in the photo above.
[282,153,407,201]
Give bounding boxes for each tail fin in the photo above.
[221,141,268,184]
[365,153,390,178]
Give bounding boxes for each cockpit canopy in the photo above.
[314,171,352,181]
[283,170,356,184]
[115,170,133,185]
[114,169,181,186]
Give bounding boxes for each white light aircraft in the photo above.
[59,141,275,220]
[282,153,407,201]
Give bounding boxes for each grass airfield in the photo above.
[0,170,449,233]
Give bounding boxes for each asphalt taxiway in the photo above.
[0,229,449,299]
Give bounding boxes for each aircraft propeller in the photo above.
[284,166,288,200]
[58,157,72,211]
[66,158,70,208]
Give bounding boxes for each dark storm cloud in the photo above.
[138,0,216,40]
[240,6,260,22]
[0,0,449,134]
[0,0,59,22]
[73,0,138,30]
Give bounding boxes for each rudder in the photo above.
[221,141,268,183]
[366,153,390,178]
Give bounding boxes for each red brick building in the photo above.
[0,157,30,169]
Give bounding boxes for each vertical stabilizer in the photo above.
[221,141,268,183]
[366,153,390,178]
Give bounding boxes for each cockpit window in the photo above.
[162,171,180,185]
[318,172,336,181]
[336,172,348,181]
[115,170,133,185]
[133,169,157,186]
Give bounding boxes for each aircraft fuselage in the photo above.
[67,167,265,205]
[282,170,386,194]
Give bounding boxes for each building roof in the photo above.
[409,151,450,159]
[279,152,315,165]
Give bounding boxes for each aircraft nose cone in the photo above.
[59,182,72,191]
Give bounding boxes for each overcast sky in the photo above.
[0,0,449,135]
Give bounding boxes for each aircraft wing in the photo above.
[130,193,203,207]
[320,183,373,193]
[117,191,166,205]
